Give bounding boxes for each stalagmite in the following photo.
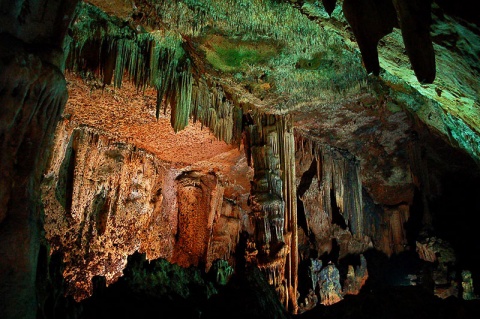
[319,262,343,305]
[342,254,368,296]
[461,270,477,301]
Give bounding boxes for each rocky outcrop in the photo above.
[416,236,458,298]
[302,255,368,310]
[42,123,251,301]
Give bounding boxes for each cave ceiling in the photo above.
[84,0,479,151]
[74,0,479,203]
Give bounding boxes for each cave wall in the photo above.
[41,124,250,301]
[0,1,79,317]
[0,38,68,319]
[294,133,413,260]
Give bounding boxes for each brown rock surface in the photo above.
[41,74,253,301]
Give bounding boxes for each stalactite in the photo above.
[292,132,372,270]
[295,133,364,239]
[190,78,243,144]
[67,2,244,144]
[245,112,298,313]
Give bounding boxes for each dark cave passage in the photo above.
[297,158,318,235]
[330,188,347,230]
[430,170,480,293]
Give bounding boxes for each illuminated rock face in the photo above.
[42,124,250,301]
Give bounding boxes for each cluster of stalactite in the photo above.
[295,134,364,239]
[285,0,436,83]
[191,78,244,145]
[244,113,298,313]
[295,132,413,259]
[66,2,242,143]
[342,0,436,83]
[67,4,191,129]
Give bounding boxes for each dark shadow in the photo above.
[297,158,318,235]
[319,238,340,265]
[430,170,480,293]
[330,188,347,230]
[405,187,424,248]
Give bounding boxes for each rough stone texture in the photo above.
[43,78,251,300]
[318,263,343,305]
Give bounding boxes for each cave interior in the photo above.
[1,0,480,318]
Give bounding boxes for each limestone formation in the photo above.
[319,262,343,305]
[309,258,323,291]
[246,113,298,312]
[416,236,458,298]
[343,254,369,296]
[461,270,477,301]
[1,1,480,318]
[42,122,249,301]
